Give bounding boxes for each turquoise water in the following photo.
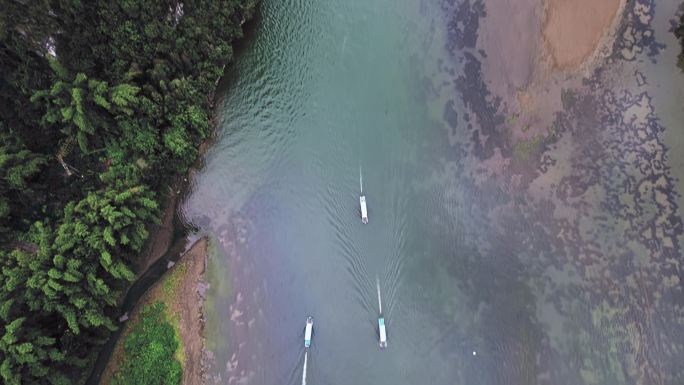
[183,0,684,384]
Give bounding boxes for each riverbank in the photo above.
[100,238,209,385]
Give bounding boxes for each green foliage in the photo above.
[0,229,74,385]
[0,317,69,385]
[32,66,141,153]
[0,131,47,238]
[112,303,181,385]
[0,0,257,383]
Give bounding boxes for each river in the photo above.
[182,0,684,384]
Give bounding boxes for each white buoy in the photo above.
[472,351,477,356]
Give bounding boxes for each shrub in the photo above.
[112,303,181,385]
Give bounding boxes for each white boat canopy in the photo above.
[304,316,313,348]
[360,195,368,224]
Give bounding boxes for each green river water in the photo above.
[181,0,684,384]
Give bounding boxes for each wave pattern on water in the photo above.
[380,167,411,319]
[323,183,375,315]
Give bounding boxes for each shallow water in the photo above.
[183,0,684,384]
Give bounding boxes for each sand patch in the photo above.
[476,0,626,144]
[542,0,621,71]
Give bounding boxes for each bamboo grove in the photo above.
[0,1,256,383]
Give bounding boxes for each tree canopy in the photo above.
[0,0,256,383]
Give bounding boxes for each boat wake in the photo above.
[301,351,308,385]
[376,275,382,314]
[359,165,363,193]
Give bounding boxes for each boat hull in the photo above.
[378,317,387,348]
[304,316,313,348]
[360,195,368,224]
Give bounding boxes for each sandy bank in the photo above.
[100,238,208,385]
[476,0,626,144]
[542,0,622,71]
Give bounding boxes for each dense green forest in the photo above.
[0,1,256,383]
